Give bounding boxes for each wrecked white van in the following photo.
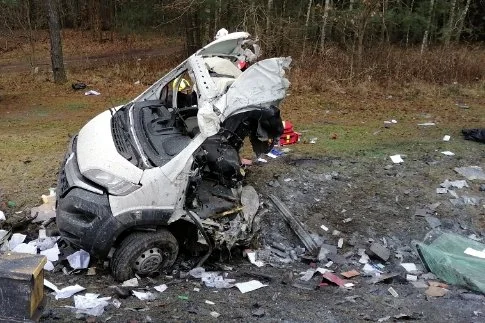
[56,32,291,281]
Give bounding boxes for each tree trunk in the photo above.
[320,0,331,53]
[421,0,435,53]
[301,0,313,59]
[405,0,415,47]
[455,0,472,42]
[266,0,273,33]
[444,0,457,46]
[45,0,67,84]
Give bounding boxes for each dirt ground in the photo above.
[1,35,485,322]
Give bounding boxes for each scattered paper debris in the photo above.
[73,293,111,316]
[425,286,448,297]
[132,291,157,300]
[338,238,344,248]
[0,211,5,221]
[235,280,268,293]
[8,233,26,250]
[67,249,90,269]
[341,270,360,278]
[436,187,447,194]
[12,243,37,254]
[418,122,435,126]
[205,300,215,305]
[443,135,451,141]
[454,166,485,181]
[401,263,418,272]
[210,311,221,318]
[464,248,485,259]
[388,287,399,297]
[44,279,86,300]
[406,274,418,281]
[342,217,353,223]
[154,284,168,293]
[122,278,139,287]
[441,151,455,156]
[320,224,329,232]
[44,261,54,271]
[112,299,121,308]
[40,243,60,262]
[84,90,101,96]
[390,155,404,164]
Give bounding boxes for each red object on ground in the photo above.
[280,120,300,146]
[321,272,347,287]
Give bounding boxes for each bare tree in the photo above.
[301,0,313,58]
[45,0,67,84]
[320,0,331,53]
[455,0,472,41]
[421,0,435,53]
[444,0,457,46]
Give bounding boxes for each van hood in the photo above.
[76,110,143,185]
[196,32,250,57]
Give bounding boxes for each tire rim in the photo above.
[134,247,163,275]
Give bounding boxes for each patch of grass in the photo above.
[66,102,87,110]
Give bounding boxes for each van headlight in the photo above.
[84,169,140,196]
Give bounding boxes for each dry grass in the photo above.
[291,45,485,93]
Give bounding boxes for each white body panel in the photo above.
[77,110,143,184]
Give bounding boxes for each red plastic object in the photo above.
[321,272,347,287]
[280,120,300,146]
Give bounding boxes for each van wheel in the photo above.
[110,229,179,282]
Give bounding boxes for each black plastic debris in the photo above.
[71,82,87,90]
[462,128,485,143]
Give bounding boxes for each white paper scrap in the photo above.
[8,233,26,250]
[112,299,121,308]
[67,249,90,269]
[84,90,101,96]
[40,243,60,262]
[12,243,37,254]
[406,274,418,281]
[44,261,55,271]
[154,284,168,293]
[235,280,268,294]
[320,224,329,231]
[205,300,215,305]
[338,238,344,248]
[441,151,455,156]
[418,122,435,126]
[74,293,111,316]
[132,291,157,300]
[464,247,485,259]
[443,135,451,141]
[401,263,418,272]
[0,211,5,221]
[246,251,265,267]
[390,155,404,164]
[44,280,86,300]
[436,187,448,194]
[122,277,139,287]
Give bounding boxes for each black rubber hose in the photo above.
[187,211,213,267]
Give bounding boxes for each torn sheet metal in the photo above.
[269,194,319,256]
[215,57,291,119]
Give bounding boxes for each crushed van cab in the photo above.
[56,32,291,281]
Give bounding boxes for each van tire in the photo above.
[110,229,179,282]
